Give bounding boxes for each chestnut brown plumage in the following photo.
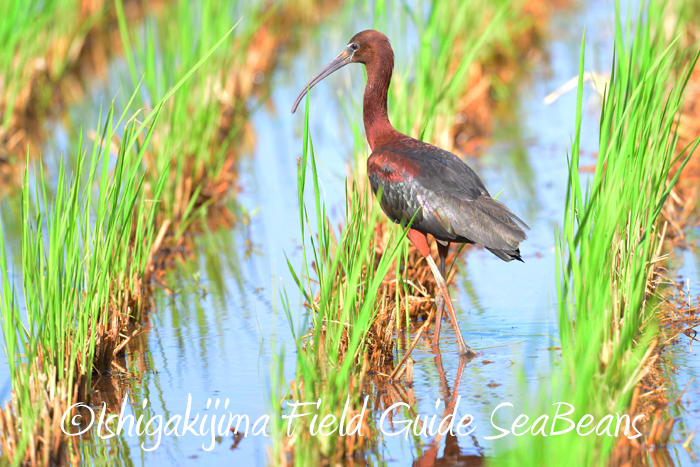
[292,30,528,357]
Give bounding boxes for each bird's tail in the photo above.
[486,246,524,263]
[454,196,529,262]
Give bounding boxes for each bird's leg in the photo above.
[423,254,476,357]
[406,230,443,332]
[438,243,448,279]
[407,230,476,357]
[433,242,449,347]
[434,293,445,345]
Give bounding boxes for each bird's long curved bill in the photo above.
[291,51,352,114]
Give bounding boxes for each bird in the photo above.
[291,30,528,357]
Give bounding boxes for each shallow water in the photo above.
[1,0,699,466]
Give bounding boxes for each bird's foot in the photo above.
[459,345,478,360]
[435,293,477,358]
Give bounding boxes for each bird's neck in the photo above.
[363,61,395,150]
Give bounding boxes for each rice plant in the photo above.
[0,97,166,465]
[492,1,699,465]
[388,0,510,144]
[274,99,409,465]
[0,23,236,464]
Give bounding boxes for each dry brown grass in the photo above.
[609,282,699,467]
[673,67,700,212]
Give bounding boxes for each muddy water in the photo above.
[1,0,699,465]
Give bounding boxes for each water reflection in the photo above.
[413,350,483,467]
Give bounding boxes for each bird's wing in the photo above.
[381,137,490,200]
[368,139,529,252]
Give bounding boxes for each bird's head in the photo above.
[291,30,394,114]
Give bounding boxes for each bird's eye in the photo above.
[350,43,359,51]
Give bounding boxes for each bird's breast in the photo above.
[367,152,422,184]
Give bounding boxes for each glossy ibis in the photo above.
[292,30,528,357]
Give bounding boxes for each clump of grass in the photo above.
[0,97,166,466]
[450,0,565,153]
[387,0,509,145]
[274,101,409,465]
[0,25,235,464]
[492,1,699,465]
